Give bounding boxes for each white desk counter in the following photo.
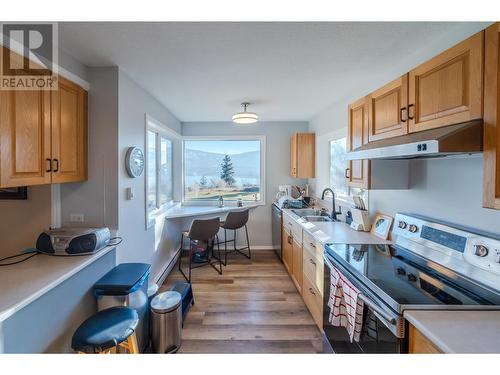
[0,246,116,323]
[164,203,261,219]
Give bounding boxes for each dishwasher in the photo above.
[271,203,282,260]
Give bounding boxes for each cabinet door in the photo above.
[292,238,303,293]
[0,89,51,188]
[282,226,293,273]
[408,31,483,133]
[296,133,316,178]
[347,97,370,189]
[51,77,88,183]
[368,75,408,141]
[408,324,442,354]
[290,133,297,177]
[484,23,500,210]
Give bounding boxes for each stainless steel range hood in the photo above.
[346,120,483,160]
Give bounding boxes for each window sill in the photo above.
[164,202,263,220]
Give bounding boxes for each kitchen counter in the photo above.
[282,208,392,245]
[404,310,500,353]
[0,246,116,322]
[164,203,261,219]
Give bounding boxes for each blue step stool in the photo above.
[169,281,194,326]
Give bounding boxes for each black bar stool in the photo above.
[217,209,251,266]
[178,217,222,282]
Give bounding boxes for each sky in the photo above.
[185,140,260,155]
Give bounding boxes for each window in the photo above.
[146,118,175,227]
[183,137,265,203]
[329,137,349,197]
[329,135,367,203]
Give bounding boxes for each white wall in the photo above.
[117,70,182,279]
[307,22,500,234]
[182,121,309,248]
[0,185,52,257]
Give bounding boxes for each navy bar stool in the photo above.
[71,306,139,354]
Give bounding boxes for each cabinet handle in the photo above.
[345,168,350,179]
[408,104,415,120]
[309,287,316,295]
[309,258,316,266]
[288,235,293,245]
[53,158,59,172]
[46,158,52,172]
[309,242,316,248]
[400,107,407,123]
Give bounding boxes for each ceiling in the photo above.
[59,22,487,122]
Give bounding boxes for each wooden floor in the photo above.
[161,250,323,353]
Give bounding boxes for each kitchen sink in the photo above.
[303,215,334,222]
[291,208,322,217]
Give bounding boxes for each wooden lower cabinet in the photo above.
[282,226,293,273]
[291,238,303,293]
[408,324,442,354]
[302,273,323,330]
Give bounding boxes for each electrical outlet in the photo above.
[70,214,84,223]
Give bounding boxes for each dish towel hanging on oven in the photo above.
[327,264,365,342]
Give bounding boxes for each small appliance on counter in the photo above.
[36,227,111,255]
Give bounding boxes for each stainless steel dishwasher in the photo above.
[271,203,282,260]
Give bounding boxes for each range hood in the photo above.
[346,120,483,160]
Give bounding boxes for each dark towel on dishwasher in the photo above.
[361,309,379,341]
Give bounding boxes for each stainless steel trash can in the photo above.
[150,291,182,353]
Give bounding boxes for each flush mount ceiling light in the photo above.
[232,102,259,124]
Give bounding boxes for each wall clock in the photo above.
[125,146,145,178]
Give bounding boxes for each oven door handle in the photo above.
[358,294,397,325]
[324,254,397,326]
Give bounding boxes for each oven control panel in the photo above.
[393,213,500,276]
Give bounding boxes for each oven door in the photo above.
[322,253,407,353]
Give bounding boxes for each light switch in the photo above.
[126,187,134,200]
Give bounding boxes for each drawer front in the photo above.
[303,231,323,261]
[302,272,323,330]
[303,245,324,293]
[283,211,303,243]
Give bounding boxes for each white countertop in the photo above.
[0,246,115,322]
[404,310,500,353]
[164,203,261,219]
[282,208,392,245]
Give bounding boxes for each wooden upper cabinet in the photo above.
[484,23,500,210]
[51,77,88,183]
[368,75,409,141]
[408,31,484,133]
[290,133,315,178]
[347,97,370,189]
[0,89,52,187]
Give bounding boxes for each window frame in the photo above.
[145,114,178,228]
[181,135,266,206]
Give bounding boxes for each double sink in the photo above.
[291,208,336,222]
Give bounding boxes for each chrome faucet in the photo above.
[321,187,342,221]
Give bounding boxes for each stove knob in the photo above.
[407,273,417,282]
[398,221,407,229]
[396,267,406,275]
[474,245,489,257]
[409,224,419,233]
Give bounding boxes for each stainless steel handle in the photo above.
[323,255,397,326]
[309,258,316,266]
[358,294,396,325]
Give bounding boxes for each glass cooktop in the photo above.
[324,243,500,309]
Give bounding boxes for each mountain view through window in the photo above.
[184,139,262,201]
